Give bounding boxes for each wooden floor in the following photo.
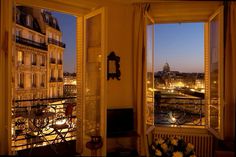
[16,140,78,156]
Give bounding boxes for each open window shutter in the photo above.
[82,7,107,156]
[206,6,224,139]
[145,12,155,126]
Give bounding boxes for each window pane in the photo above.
[209,14,219,131]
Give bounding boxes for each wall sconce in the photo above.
[107,51,121,80]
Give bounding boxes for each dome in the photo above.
[163,62,170,72]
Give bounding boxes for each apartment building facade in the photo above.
[14,6,65,101]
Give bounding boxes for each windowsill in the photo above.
[155,124,205,129]
[153,125,209,135]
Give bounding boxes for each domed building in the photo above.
[163,62,170,73]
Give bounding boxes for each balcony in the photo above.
[154,95,205,126]
[57,60,63,65]
[16,36,47,50]
[12,97,77,152]
[31,62,37,66]
[50,77,56,82]
[48,38,66,48]
[40,63,45,66]
[57,77,63,82]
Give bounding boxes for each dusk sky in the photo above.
[52,11,204,73]
[154,23,204,73]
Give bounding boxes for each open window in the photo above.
[146,1,224,139]
[82,8,107,156]
[205,6,224,139]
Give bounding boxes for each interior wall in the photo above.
[107,4,133,109]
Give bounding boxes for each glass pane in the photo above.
[146,24,154,125]
[85,14,102,136]
[209,14,219,131]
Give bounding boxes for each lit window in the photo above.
[56,35,59,41]
[17,51,24,65]
[48,32,52,39]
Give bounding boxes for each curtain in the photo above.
[224,2,236,141]
[132,3,150,156]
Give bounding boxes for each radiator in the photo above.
[152,127,213,157]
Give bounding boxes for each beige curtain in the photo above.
[224,2,236,141]
[132,3,149,156]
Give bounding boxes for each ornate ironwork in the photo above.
[12,97,77,151]
[16,36,47,51]
[48,38,66,48]
[154,96,205,126]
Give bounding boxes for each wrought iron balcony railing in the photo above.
[48,38,66,48]
[16,36,47,51]
[12,97,77,151]
[154,96,205,126]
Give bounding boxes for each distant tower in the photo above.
[163,62,170,73]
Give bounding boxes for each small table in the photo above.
[22,111,57,153]
[86,136,103,156]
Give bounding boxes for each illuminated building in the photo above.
[14,6,65,101]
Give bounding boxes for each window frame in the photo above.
[146,3,225,139]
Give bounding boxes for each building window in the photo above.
[53,18,57,27]
[45,14,49,23]
[48,32,52,39]
[16,11,20,23]
[41,74,45,87]
[31,54,36,65]
[41,56,45,66]
[18,73,24,88]
[146,23,205,127]
[32,73,37,88]
[26,15,33,27]
[56,35,59,41]
[17,51,24,65]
